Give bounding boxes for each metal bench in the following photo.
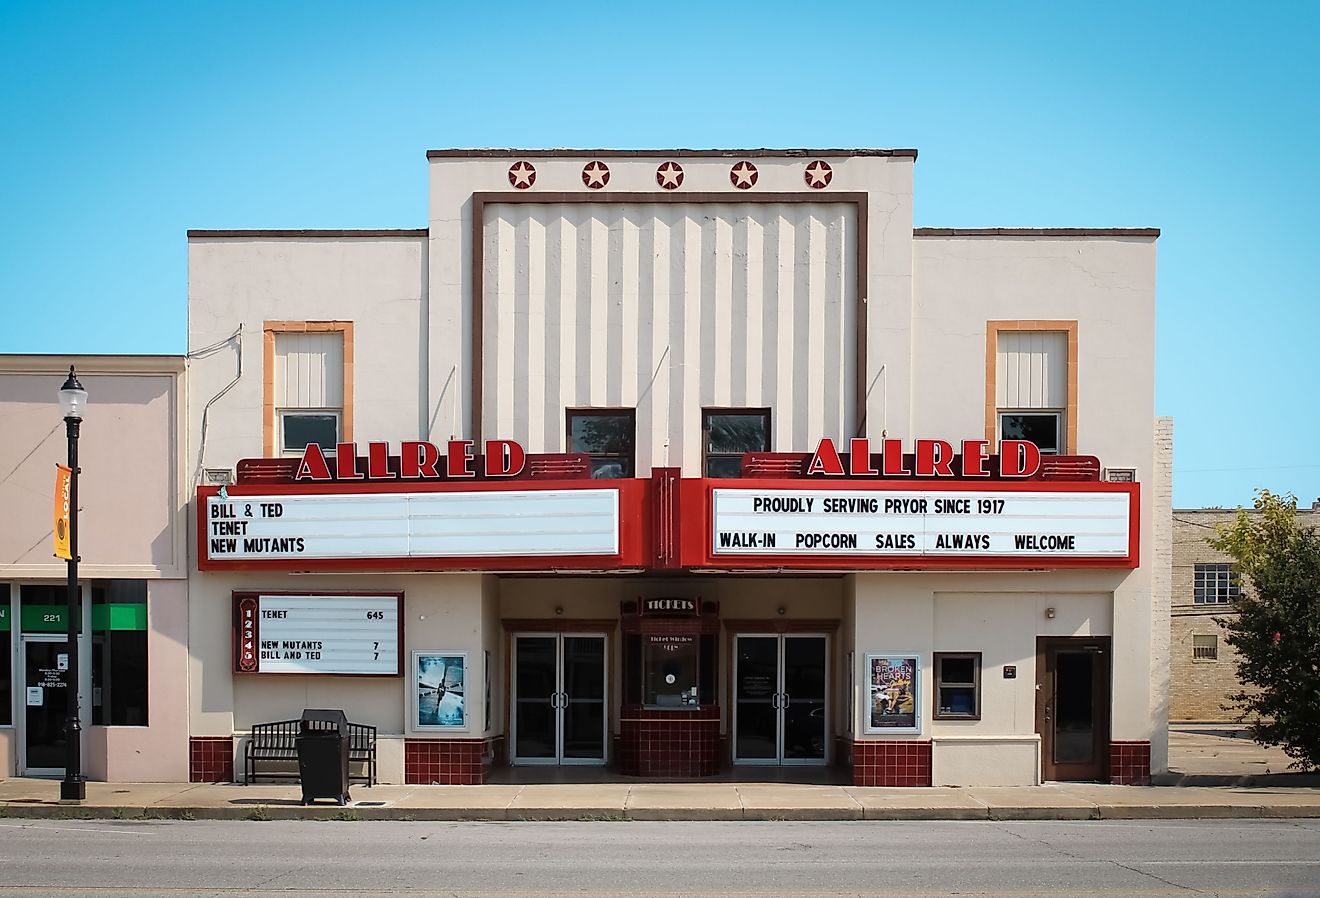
[244,717,377,786]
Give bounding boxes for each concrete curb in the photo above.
[3,802,1318,822]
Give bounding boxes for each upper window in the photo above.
[703,409,771,477]
[568,409,635,478]
[994,329,1069,455]
[1194,563,1241,604]
[266,323,352,457]
[933,652,981,720]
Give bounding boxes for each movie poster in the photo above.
[865,655,920,733]
[414,652,466,729]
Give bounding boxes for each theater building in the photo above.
[185,148,1169,787]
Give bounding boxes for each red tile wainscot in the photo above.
[619,706,721,777]
[405,737,501,785]
[189,736,235,783]
[1108,740,1151,785]
[852,740,932,787]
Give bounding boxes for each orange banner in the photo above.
[53,464,72,560]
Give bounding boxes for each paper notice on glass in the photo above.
[27,687,43,706]
[57,654,69,671]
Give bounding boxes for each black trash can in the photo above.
[296,709,351,806]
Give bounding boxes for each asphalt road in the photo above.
[1,818,1318,897]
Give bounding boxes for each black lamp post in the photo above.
[58,366,87,802]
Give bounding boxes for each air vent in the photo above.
[202,467,234,485]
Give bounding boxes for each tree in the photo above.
[1208,490,1320,771]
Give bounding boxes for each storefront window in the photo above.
[0,597,10,726]
[643,635,698,707]
[934,652,980,719]
[91,581,148,726]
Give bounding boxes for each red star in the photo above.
[582,161,610,189]
[508,161,536,189]
[656,161,684,189]
[804,160,833,189]
[730,161,758,189]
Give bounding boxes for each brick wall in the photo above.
[1169,506,1318,721]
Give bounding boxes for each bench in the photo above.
[244,718,377,786]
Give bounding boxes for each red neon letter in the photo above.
[961,440,991,477]
[295,443,332,481]
[401,441,440,479]
[335,442,364,480]
[484,440,526,477]
[805,438,845,476]
[849,438,878,476]
[446,440,476,478]
[367,441,396,479]
[882,439,912,476]
[915,439,955,477]
[1000,440,1042,478]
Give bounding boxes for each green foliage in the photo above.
[1209,490,1320,771]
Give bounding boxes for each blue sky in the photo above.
[2,2,1317,508]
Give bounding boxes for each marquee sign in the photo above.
[233,592,402,676]
[204,487,620,564]
[712,487,1131,557]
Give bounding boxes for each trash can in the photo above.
[296,708,351,806]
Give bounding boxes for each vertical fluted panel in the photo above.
[483,202,856,473]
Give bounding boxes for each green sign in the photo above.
[21,604,69,632]
[0,606,8,631]
[19,603,146,632]
[92,604,147,631]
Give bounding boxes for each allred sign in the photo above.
[296,439,526,481]
[804,438,1041,479]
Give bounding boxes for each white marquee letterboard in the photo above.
[710,488,1132,559]
[234,593,402,676]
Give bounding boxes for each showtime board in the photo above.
[710,488,1133,559]
[233,593,402,676]
[205,488,620,562]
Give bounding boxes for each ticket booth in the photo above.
[617,599,721,777]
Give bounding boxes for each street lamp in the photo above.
[57,366,87,802]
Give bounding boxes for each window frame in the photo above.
[263,321,353,457]
[1192,634,1219,662]
[278,409,342,457]
[566,408,637,479]
[997,410,1063,456]
[932,651,982,721]
[701,407,772,478]
[1193,562,1241,605]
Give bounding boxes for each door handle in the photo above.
[559,691,569,708]
[549,692,560,709]
[770,693,780,709]
[781,693,791,709]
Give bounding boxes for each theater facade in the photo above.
[185,148,1169,787]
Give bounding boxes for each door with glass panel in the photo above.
[733,634,828,766]
[21,636,72,776]
[511,634,607,765]
[1036,637,1111,781]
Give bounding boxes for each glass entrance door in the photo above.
[22,637,72,775]
[512,634,607,765]
[733,634,828,766]
[1036,637,1111,781]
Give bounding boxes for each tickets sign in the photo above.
[233,593,402,676]
[710,488,1132,559]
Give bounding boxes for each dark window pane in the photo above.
[939,686,977,716]
[705,456,744,478]
[707,414,769,454]
[589,458,632,479]
[569,414,634,455]
[90,581,149,726]
[623,635,641,705]
[699,634,716,707]
[0,621,9,726]
[999,412,1060,452]
[282,414,339,451]
[643,636,698,707]
[940,656,975,685]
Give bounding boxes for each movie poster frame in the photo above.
[863,653,922,734]
[412,651,469,731]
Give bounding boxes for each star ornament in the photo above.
[508,161,537,189]
[805,160,833,189]
[730,160,759,189]
[582,161,610,189]
[656,161,684,189]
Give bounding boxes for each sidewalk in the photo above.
[2,777,1319,821]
